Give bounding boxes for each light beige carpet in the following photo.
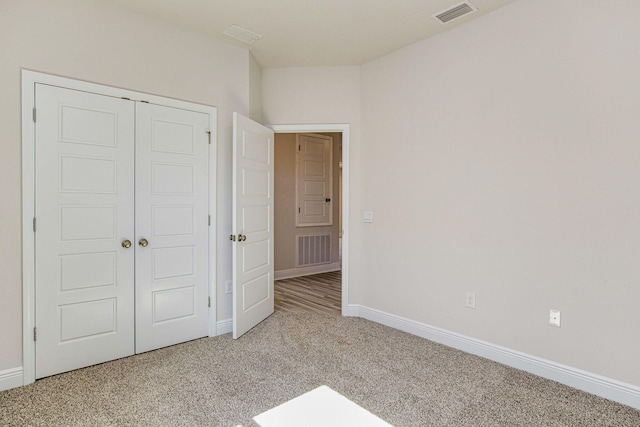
[1,311,638,426]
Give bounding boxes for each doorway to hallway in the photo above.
[270,124,350,315]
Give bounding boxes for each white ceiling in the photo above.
[107,0,518,68]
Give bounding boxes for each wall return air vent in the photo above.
[297,234,331,267]
[433,1,477,24]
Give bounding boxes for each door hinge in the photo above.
[33,217,36,232]
[206,131,211,144]
[32,108,36,122]
[208,215,211,226]
[298,144,301,151]
[33,327,37,341]
[208,296,211,308]
[298,207,301,213]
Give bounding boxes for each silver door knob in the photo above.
[138,238,149,247]
[121,239,132,249]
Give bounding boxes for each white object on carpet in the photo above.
[253,385,393,427]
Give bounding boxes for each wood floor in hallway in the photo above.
[274,270,341,315]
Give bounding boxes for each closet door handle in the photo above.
[121,239,132,249]
[138,238,149,247]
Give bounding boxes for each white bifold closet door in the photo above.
[34,84,209,379]
[134,102,210,353]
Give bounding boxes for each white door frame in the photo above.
[269,124,350,315]
[21,70,218,385]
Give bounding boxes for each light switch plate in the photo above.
[363,211,374,223]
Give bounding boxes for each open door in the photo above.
[232,113,275,339]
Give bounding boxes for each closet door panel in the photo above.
[34,84,135,379]
[135,103,210,353]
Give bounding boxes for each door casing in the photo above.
[269,124,350,316]
[21,70,218,385]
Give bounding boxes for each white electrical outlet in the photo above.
[465,292,476,309]
[225,280,233,294]
[549,309,561,327]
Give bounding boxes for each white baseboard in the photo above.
[0,367,23,391]
[348,304,640,410]
[216,318,232,336]
[275,262,341,280]
[342,304,360,317]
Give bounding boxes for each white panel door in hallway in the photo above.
[34,84,212,378]
[297,133,333,227]
[232,112,275,339]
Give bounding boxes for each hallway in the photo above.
[274,271,341,315]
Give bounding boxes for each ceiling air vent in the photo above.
[433,1,477,24]
[223,24,262,44]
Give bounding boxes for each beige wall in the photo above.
[274,133,342,272]
[358,0,640,387]
[262,65,363,299]
[262,0,640,389]
[0,0,251,371]
[249,52,263,123]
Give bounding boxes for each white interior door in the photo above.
[34,83,213,376]
[134,103,210,353]
[296,133,333,227]
[34,84,135,378]
[232,112,275,339]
